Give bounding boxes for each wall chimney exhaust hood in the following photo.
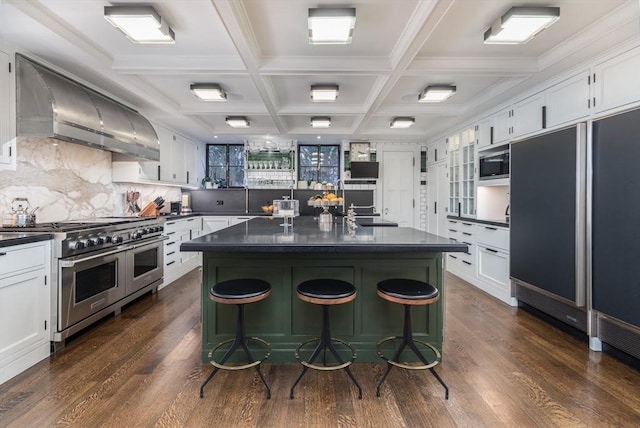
[16,54,160,162]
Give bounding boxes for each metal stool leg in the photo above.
[290,305,362,399]
[201,304,272,399]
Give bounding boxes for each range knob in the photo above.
[95,237,105,245]
[104,236,113,243]
[114,236,124,244]
[71,240,85,250]
[86,238,96,247]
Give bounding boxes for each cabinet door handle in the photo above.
[485,226,498,230]
[462,260,472,265]
[485,248,498,253]
[462,232,472,236]
[449,255,458,259]
[0,252,6,256]
[542,105,547,129]
[167,251,176,256]
[166,261,176,266]
[434,201,437,214]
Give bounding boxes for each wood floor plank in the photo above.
[1,269,640,427]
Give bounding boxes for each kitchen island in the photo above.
[181,216,467,362]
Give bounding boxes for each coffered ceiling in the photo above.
[0,0,638,145]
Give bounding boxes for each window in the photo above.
[298,145,340,184]
[206,144,244,187]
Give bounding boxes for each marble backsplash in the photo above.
[0,137,182,223]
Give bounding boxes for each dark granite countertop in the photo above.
[0,233,54,248]
[447,215,509,228]
[181,216,467,253]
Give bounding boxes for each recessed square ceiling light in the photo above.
[390,117,415,129]
[225,116,250,128]
[311,117,331,128]
[418,85,457,103]
[308,8,356,44]
[310,84,339,102]
[104,6,175,44]
[190,84,227,101]
[484,7,560,44]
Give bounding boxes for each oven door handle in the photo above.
[59,246,132,267]
[130,236,169,250]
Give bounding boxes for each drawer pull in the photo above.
[462,232,472,236]
[462,260,472,265]
[166,261,176,266]
[167,251,176,256]
[462,223,472,226]
[485,226,498,231]
[166,242,176,246]
[0,252,6,256]
[449,255,458,259]
[485,248,498,253]
[448,229,457,232]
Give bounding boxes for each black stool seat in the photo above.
[211,278,271,301]
[290,279,362,399]
[297,279,356,301]
[200,278,272,400]
[375,278,448,399]
[378,278,438,301]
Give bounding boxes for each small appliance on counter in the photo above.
[2,197,37,227]
[272,196,299,230]
[180,193,192,214]
[170,201,182,215]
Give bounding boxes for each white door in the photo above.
[426,162,448,236]
[382,151,415,227]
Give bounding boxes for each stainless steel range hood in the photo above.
[16,54,160,162]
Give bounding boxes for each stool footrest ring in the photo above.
[294,337,357,371]
[376,336,441,370]
[207,337,272,371]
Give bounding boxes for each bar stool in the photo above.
[199,278,272,399]
[375,278,449,399]
[290,279,363,399]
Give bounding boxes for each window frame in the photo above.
[205,143,245,188]
[297,144,341,184]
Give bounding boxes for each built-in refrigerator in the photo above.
[510,123,588,332]
[591,107,640,359]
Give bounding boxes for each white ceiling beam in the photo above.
[112,55,247,74]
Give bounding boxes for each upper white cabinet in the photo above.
[512,92,545,138]
[491,107,513,144]
[545,70,590,128]
[0,49,15,171]
[426,138,447,166]
[593,45,640,115]
[476,118,492,149]
[112,123,202,188]
[448,127,476,217]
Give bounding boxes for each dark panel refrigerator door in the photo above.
[510,125,585,304]
[592,108,640,328]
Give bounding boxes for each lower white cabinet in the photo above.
[446,219,515,306]
[162,217,203,288]
[0,240,51,384]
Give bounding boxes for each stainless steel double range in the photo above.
[1,217,166,349]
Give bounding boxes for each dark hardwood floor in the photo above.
[1,268,639,427]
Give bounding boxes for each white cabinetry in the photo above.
[446,220,514,306]
[0,49,16,171]
[512,92,545,137]
[491,107,513,144]
[546,70,590,128]
[593,45,640,115]
[426,138,447,166]
[162,217,203,288]
[0,240,51,384]
[448,128,476,217]
[476,118,492,149]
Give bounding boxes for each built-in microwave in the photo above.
[479,149,509,180]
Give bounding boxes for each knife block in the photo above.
[139,201,159,217]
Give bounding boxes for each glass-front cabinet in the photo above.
[448,134,460,215]
[448,127,476,217]
[244,140,296,188]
